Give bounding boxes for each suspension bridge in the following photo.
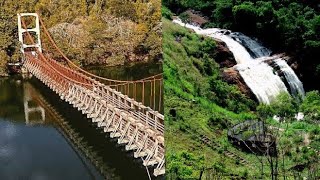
[18,13,164,177]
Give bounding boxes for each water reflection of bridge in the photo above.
[24,83,45,125]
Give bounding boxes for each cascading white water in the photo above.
[274,59,305,97]
[173,18,304,104]
[173,20,254,64]
[205,31,253,64]
[230,32,272,58]
[235,61,288,104]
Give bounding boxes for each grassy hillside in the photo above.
[163,18,259,179]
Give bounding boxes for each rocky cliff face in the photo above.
[222,68,256,100]
[184,10,208,26]
[212,39,255,99]
[181,10,255,99]
[214,40,237,68]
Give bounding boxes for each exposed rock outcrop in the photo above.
[214,40,237,68]
[263,54,303,79]
[222,68,256,100]
[184,10,208,26]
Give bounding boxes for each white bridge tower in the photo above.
[17,13,42,61]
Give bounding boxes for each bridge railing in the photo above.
[47,54,164,133]
[27,51,164,134]
[94,83,164,134]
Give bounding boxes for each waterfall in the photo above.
[273,59,305,97]
[173,18,304,104]
[235,61,288,104]
[173,19,253,64]
[230,32,272,58]
[206,31,253,64]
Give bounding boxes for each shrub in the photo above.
[162,6,173,20]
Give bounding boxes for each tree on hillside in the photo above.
[179,12,190,26]
[257,103,275,121]
[270,93,298,122]
[232,2,257,34]
[300,90,320,121]
[0,8,20,63]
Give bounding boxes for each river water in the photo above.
[0,62,163,180]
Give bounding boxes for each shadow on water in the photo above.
[0,75,164,180]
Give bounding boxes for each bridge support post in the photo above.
[17,13,42,62]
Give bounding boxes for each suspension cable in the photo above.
[20,16,93,87]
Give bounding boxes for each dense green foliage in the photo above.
[258,92,320,179]
[0,0,161,71]
[257,91,320,152]
[163,0,320,89]
[300,91,320,120]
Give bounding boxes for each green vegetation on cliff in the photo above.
[0,0,161,71]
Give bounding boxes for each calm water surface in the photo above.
[0,62,163,180]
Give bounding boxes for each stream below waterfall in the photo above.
[173,18,305,104]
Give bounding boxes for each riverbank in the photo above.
[0,59,162,80]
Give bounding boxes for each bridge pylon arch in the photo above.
[17,13,42,61]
